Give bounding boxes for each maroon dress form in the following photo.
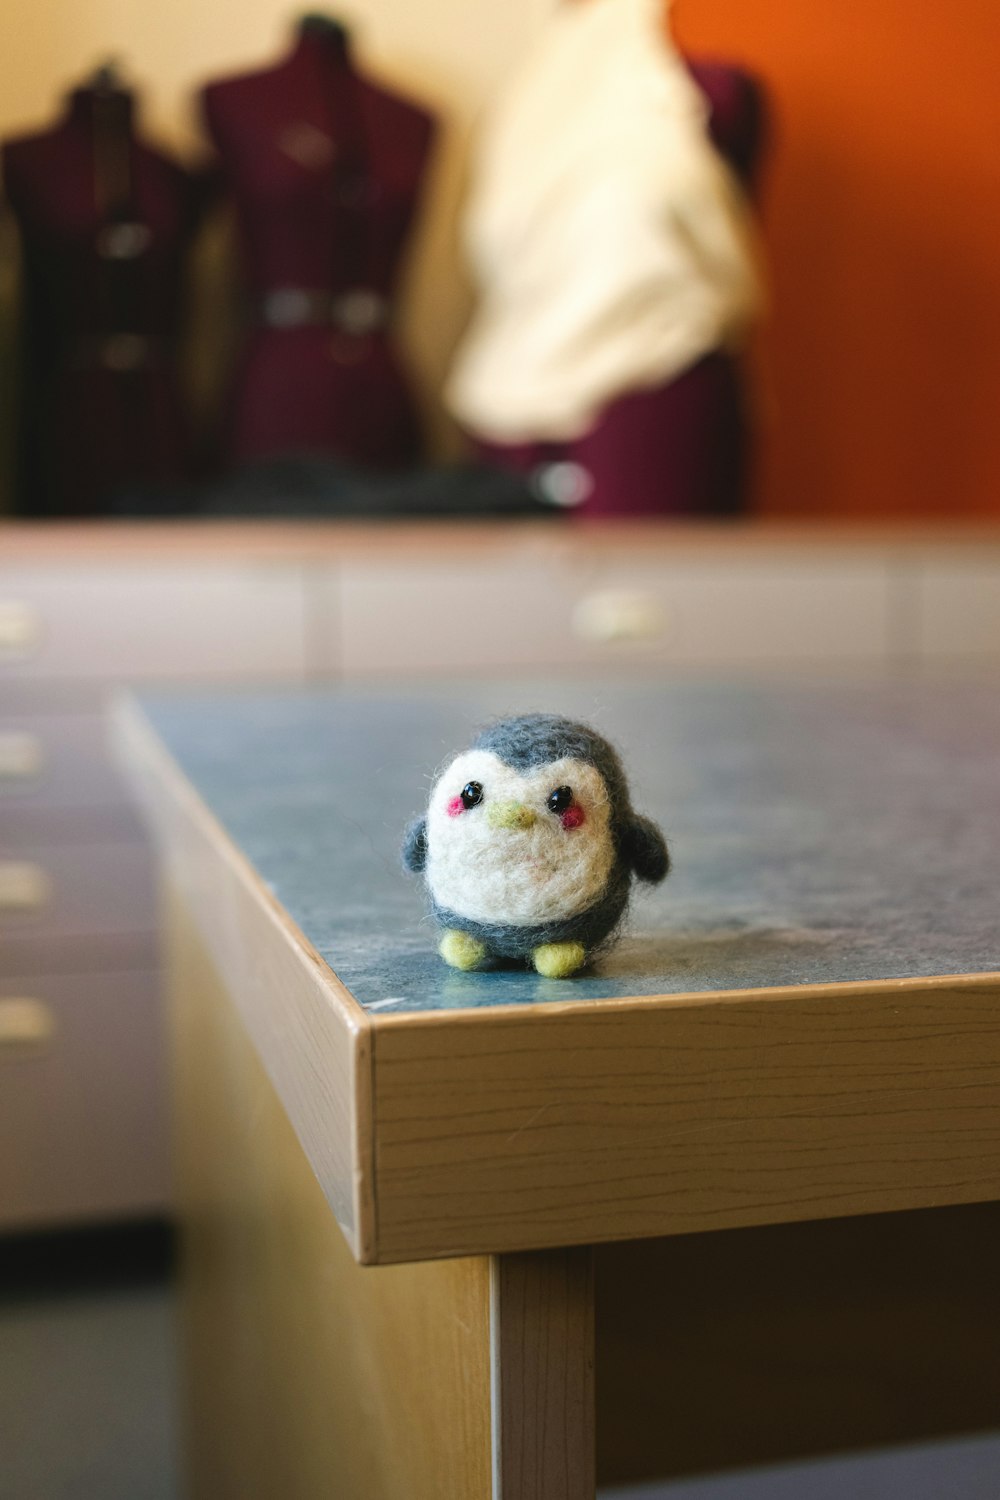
[3,84,204,517]
[477,61,766,520]
[202,22,435,469]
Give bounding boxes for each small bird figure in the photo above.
[402,713,669,978]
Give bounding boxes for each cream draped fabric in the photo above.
[445,0,763,443]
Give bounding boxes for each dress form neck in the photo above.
[291,16,352,71]
[65,84,136,136]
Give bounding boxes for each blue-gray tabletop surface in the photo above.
[136,677,1000,1014]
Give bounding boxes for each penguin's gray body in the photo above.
[428,871,632,961]
[402,714,669,973]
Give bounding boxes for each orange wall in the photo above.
[674,0,1000,520]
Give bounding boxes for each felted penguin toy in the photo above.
[402,713,669,978]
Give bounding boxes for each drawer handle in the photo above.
[0,601,42,660]
[573,589,668,644]
[0,732,44,781]
[0,862,51,910]
[0,998,57,1055]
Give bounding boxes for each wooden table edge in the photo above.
[365,969,1000,1262]
[369,969,1000,1027]
[111,693,376,1259]
[113,694,1000,1267]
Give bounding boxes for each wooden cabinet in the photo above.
[331,545,588,676]
[0,842,156,947]
[0,970,166,1229]
[0,545,313,1228]
[0,562,309,682]
[0,711,148,809]
[315,530,1000,677]
[564,551,893,667]
[328,542,899,676]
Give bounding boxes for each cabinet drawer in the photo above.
[0,712,130,810]
[0,928,159,980]
[0,970,168,1228]
[0,563,308,681]
[336,555,586,675]
[570,557,892,666]
[0,842,155,947]
[335,554,892,675]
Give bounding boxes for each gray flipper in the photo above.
[402,817,428,873]
[624,814,669,883]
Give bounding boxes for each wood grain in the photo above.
[169,889,493,1500]
[491,1249,595,1500]
[371,975,1000,1262]
[115,696,373,1256]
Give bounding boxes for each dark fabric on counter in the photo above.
[110,455,556,519]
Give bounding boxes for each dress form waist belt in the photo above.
[259,286,389,335]
[62,333,168,372]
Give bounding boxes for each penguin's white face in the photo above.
[425,749,615,926]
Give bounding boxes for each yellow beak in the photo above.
[486,801,537,831]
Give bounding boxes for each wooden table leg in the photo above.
[168,881,495,1500]
[490,1248,596,1500]
[169,878,597,1499]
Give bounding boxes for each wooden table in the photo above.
[117,677,1000,1499]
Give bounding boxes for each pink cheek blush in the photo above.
[446,796,465,818]
[561,806,586,831]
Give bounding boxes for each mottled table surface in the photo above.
[138,677,1000,1014]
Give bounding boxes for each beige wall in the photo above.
[0,0,556,471]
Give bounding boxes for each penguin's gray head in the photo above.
[418,714,666,928]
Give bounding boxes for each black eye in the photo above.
[461,781,484,809]
[547,785,573,814]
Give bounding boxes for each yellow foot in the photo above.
[439,929,488,971]
[532,941,587,979]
